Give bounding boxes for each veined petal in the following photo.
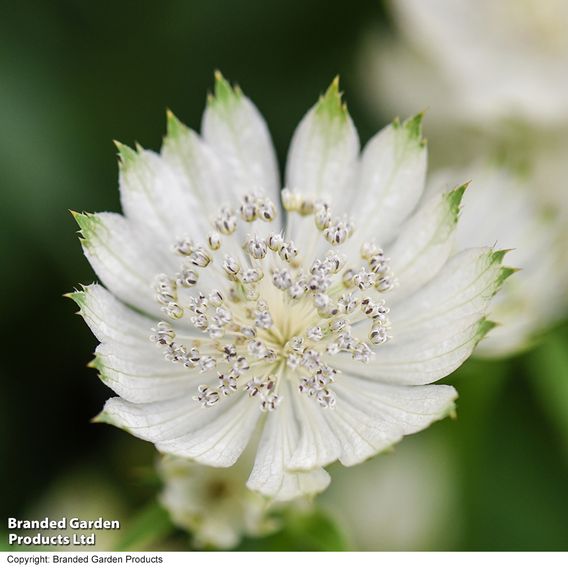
[98,393,260,467]
[391,247,515,333]
[287,386,342,471]
[117,144,209,243]
[74,212,172,317]
[67,284,155,347]
[387,184,466,300]
[161,113,231,217]
[285,78,359,205]
[93,343,204,404]
[201,73,280,202]
[324,378,457,466]
[354,115,427,245]
[337,316,495,385]
[247,382,331,501]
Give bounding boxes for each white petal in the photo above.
[201,74,280,201]
[287,386,342,471]
[161,114,231,217]
[335,248,512,385]
[353,115,427,245]
[285,79,359,206]
[284,80,359,259]
[337,316,493,386]
[94,343,203,404]
[247,382,330,500]
[68,284,154,347]
[118,145,209,244]
[75,212,173,317]
[324,378,457,466]
[99,393,260,467]
[387,184,466,301]
[391,247,513,334]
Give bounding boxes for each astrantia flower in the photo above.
[158,450,278,549]
[70,74,511,501]
[430,164,567,357]
[364,0,568,127]
[319,435,460,551]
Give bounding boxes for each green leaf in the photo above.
[114,501,175,552]
[236,507,348,551]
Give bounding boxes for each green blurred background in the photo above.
[0,0,566,551]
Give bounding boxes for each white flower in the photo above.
[429,164,567,357]
[364,0,568,127]
[158,452,278,549]
[319,435,460,551]
[70,74,510,501]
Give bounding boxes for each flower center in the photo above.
[149,191,395,411]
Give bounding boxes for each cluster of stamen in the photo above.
[149,190,395,412]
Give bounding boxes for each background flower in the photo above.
[429,164,567,356]
[319,432,461,551]
[158,450,279,549]
[361,0,568,357]
[364,0,568,127]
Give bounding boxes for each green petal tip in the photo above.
[491,248,514,264]
[71,211,100,238]
[165,109,188,139]
[208,70,242,108]
[64,289,86,309]
[402,112,426,145]
[497,266,519,287]
[114,140,138,169]
[447,182,469,221]
[316,76,348,120]
[477,318,499,342]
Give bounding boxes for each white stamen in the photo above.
[148,190,394,412]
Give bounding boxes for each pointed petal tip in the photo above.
[491,248,515,264]
[165,108,189,140]
[316,76,349,120]
[91,403,121,426]
[63,288,85,305]
[477,318,500,342]
[402,112,426,144]
[71,210,96,234]
[447,182,469,220]
[497,266,519,287]
[114,140,138,168]
[90,410,107,424]
[209,71,241,108]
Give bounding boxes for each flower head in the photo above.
[70,74,511,501]
[158,451,278,549]
[319,435,460,551]
[365,0,568,126]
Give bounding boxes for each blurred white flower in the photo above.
[360,1,568,355]
[71,74,510,502]
[430,164,567,357]
[319,434,461,551]
[364,0,568,127]
[158,452,277,549]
